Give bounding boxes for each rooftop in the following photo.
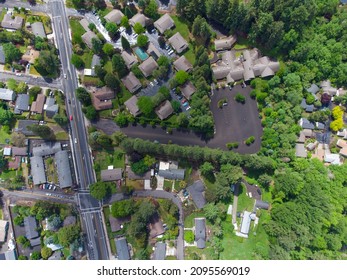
[129,13,147,27]
[101,168,123,182]
[155,100,174,120]
[31,22,46,38]
[104,9,124,24]
[180,81,196,100]
[154,13,175,34]
[121,50,138,69]
[153,242,166,260]
[55,150,73,188]
[194,218,206,249]
[187,180,206,209]
[138,56,158,77]
[0,88,15,101]
[115,237,130,260]
[121,72,142,93]
[14,94,30,114]
[124,95,141,116]
[168,32,189,54]
[1,14,23,30]
[214,35,237,51]
[173,55,193,72]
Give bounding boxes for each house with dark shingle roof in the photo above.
[129,13,147,27]
[299,118,315,130]
[187,180,206,209]
[1,14,23,30]
[31,93,46,114]
[194,218,206,249]
[173,55,193,72]
[300,99,314,113]
[168,32,188,54]
[81,30,98,49]
[124,95,141,116]
[158,169,185,180]
[154,13,175,34]
[101,168,123,182]
[55,150,73,188]
[115,237,130,260]
[138,56,158,77]
[44,97,59,118]
[214,35,237,51]
[14,94,30,114]
[121,50,138,69]
[31,22,46,38]
[104,9,124,25]
[121,72,142,93]
[153,242,166,260]
[24,216,40,246]
[155,100,174,120]
[180,81,196,100]
[30,156,46,185]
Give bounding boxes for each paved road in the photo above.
[0,1,48,12]
[0,72,62,89]
[110,190,184,260]
[49,0,108,260]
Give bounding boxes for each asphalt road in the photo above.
[49,0,108,260]
[0,72,62,89]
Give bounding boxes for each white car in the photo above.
[168,50,174,55]
[64,73,67,79]
[74,138,77,144]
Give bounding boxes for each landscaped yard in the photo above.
[94,149,125,172]
[69,18,86,45]
[172,16,191,41]
[184,211,204,228]
[81,50,94,68]
[0,127,11,144]
[237,183,255,212]
[55,131,69,141]
[103,206,118,255]
[44,157,58,184]
[0,169,21,180]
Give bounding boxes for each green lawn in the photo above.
[184,211,204,228]
[0,127,11,144]
[69,18,86,45]
[184,44,196,64]
[0,169,21,180]
[172,16,191,41]
[81,50,94,68]
[163,179,172,190]
[55,131,69,140]
[0,8,6,22]
[185,245,215,260]
[104,60,113,74]
[103,206,117,255]
[29,66,41,76]
[237,183,255,212]
[94,149,125,180]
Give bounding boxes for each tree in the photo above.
[158,36,166,48]
[53,114,68,126]
[90,182,112,200]
[192,15,212,44]
[104,73,120,91]
[92,38,103,54]
[11,132,26,147]
[14,215,24,226]
[76,87,91,106]
[2,43,22,64]
[144,0,159,20]
[57,224,80,247]
[30,251,41,260]
[258,174,272,190]
[34,50,59,77]
[184,230,194,243]
[131,159,149,175]
[0,107,14,126]
[111,199,135,218]
[137,34,149,47]
[133,22,145,34]
[40,247,53,260]
[102,43,114,57]
[175,70,189,85]
[137,96,154,116]
[171,100,181,113]
[200,162,214,179]
[120,16,130,29]
[143,155,156,167]
[71,0,84,9]
[94,65,107,81]
[121,36,131,50]
[84,106,98,121]
[105,22,119,39]
[16,82,28,94]
[115,112,129,127]
[124,6,134,19]
[235,93,246,103]
[71,54,85,69]
[17,236,30,248]
[112,54,128,78]
[28,124,54,139]
[28,86,42,100]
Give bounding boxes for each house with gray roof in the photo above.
[299,118,315,130]
[138,56,158,77]
[16,120,38,136]
[101,168,123,182]
[158,168,185,180]
[155,100,174,120]
[307,83,320,96]
[55,150,72,188]
[240,211,254,236]
[1,14,23,30]
[115,237,130,260]
[187,180,206,209]
[173,55,193,72]
[24,216,39,240]
[33,142,61,157]
[320,80,337,95]
[126,166,151,180]
[91,54,101,69]
[129,13,147,27]
[14,94,30,114]
[154,13,175,34]
[124,95,141,116]
[30,156,46,185]
[0,88,16,101]
[79,18,90,32]
[104,9,124,25]
[122,72,142,93]
[168,32,188,54]
[31,93,46,114]
[180,81,196,100]
[255,200,270,210]
[81,30,98,49]
[214,35,237,51]
[300,99,314,113]
[295,143,307,158]
[147,42,162,60]
[44,97,59,118]
[121,50,138,69]
[153,242,166,260]
[0,46,5,64]
[0,220,8,243]
[194,218,206,249]
[31,22,46,38]
[0,250,17,260]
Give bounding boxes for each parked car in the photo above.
[186,106,191,111]
[74,138,77,144]
[168,50,174,55]
[183,102,189,107]
[70,115,73,121]
[181,98,187,104]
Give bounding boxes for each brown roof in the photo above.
[126,166,151,180]
[155,100,173,120]
[168,32,188,54]
[8,156,20,169]
[1,14,23,30]
[109,216,131,232]
[30,93,45,114]
[154,13,175,34]
[22,47,40,64]
[104,9,124,24]
[92,96,113,110]
[138,56,158,77]
[93,87,115,100]
[101,168,123,181]
[124,95,141,116]
[91,87,114,111]
[81,31,98,49]
[173,55,193,72]
[121,72,142,93]
[180,81,196,100]
[147,43,162,60]
[214,35,237,51]
[129,13,147,27]
[121,50,138,69]
[12,147,27,156]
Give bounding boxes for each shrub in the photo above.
[184,230,194,243]
[226,142,239,150]
[235,93,246,103]
[218,98,227,108]
[245,136,255,145]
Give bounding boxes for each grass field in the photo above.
[0,127,11,144]
[237,183,255,212]
[29,66,41,76]
[55,131,69,141]
[103,206,117,254]
[69,18,86,45]
[94,149,125,171]
[81,50,94,68]
[172,16,191,41]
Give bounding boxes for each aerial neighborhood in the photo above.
[1,0,347,263]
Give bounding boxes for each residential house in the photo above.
[337,139,347,157]
[320,80,337,96]
[240,211,256,236]
[0,88,16,101]
[122,72,142,93]
[104,9,124,25]
[126,166,151,180]
[255,200,270,210]
[129,13,147,27]
[84,54,101,76]
[214,35,237,51]
[180,81,196,100]
[187,180,206,209]
[14,94,30,114]
[101,168,123,182]
[158,169,185,180]
[300,98,314,113]
[31,22,46,38]
[154,13,175,34]
[295,143,307,158]
[0,220,8,243]
[194,218,206,249]
[24,216,40,247]
[324,152,341,165]
[316,122,325,130]
[155,100,174,120]
[153,242,166,260]
[33,142,61,157]
[91,86,115,111]
[16,120,39,136]
[30,156,46,185]
[0,46,5,64]
[149,214,165,238]
[48,251,62,260]
[147,42,162,60]
[299,118,315,130]
[173,55,193,72]
[30,93,46,114]
[22,46,40,64]
[44,97,59,118]
[55,150,72,188]
[138,56,158,77]
[79,18,90,32]
[1,14,23,30]
[0,250,17,260]
[121,50,138,69]
[81,31,98,49]
[124,95,141,116]
[168,32,188,54]
[115,237,130,260]
[12,147,27,157]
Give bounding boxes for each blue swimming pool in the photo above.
[135,47,149,61]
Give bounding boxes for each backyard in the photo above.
[44,157,58,184]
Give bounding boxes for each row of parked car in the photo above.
[39,183,57,191]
